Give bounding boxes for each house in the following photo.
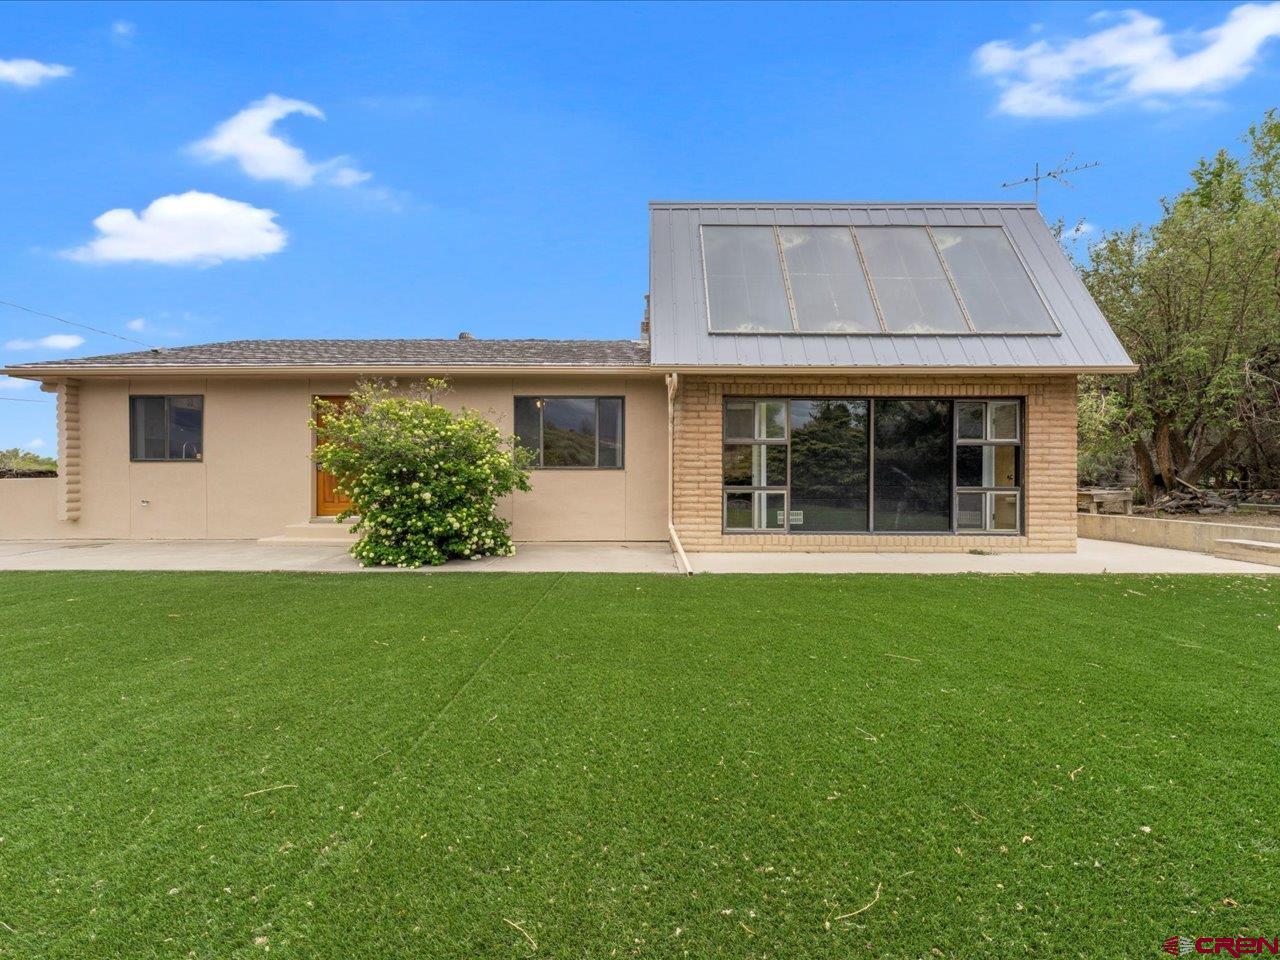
[0,201,1134,553]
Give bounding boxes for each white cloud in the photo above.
[0,58,73,88]
[6,334,85,351]
[975,3,1280,117]
[190,94,370,187]
[125,318,146,332]
[111,20,136,40]
[0,376,37,391]
[1063,220,1098,239]
[65,190,286,266]
[27,438,46,449]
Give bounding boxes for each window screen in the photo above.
[129,396,204,461]
[932,227,1056,333]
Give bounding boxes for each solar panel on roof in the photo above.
[699,223,1061,336]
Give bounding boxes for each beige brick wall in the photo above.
[672,374,1078,553]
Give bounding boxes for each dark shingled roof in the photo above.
[7,338,652,369]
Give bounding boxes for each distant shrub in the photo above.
[311,380,532,567]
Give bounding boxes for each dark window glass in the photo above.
[168,397,203,460]
[873,399,951,531]
[130,396,203,461]
[725,492,754,530]
[724,401,755,440]
[956,444,1020,488]
[514,397,542,466]
[598,398,623,468]
[957,401,985,440]
[722,444,787,487]
[514,397,623,469]
[541,398,597,467]
[788,399,869,532]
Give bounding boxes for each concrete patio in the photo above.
[0,537,1275,574]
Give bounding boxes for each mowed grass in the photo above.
[1,573,1278,959]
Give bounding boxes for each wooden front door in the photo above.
[314,396,354,517]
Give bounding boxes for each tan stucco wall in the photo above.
[0,374,670,542]
[671,374,1078,553]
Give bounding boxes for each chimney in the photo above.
[640,294,650,340]
[457,331,474,340]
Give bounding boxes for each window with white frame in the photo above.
[954,400,1021,533]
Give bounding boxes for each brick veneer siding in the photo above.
[672,374,1078,553]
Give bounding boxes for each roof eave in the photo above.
[1,363,657,379]
[4,361,1137,379]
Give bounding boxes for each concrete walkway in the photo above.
[0,539,680,573]
[0,537,1273,574]
[689,537,1279,574]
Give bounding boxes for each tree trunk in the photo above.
[1154,419,1177,491]
[1184,433,1235,486]
[1134,439,1159,503]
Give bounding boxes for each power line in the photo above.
[0,396,52,403]
[0,298,156,349]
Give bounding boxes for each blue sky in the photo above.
[3,0,1280,449]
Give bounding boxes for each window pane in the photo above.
[757,400,786,439]
[991,492,1019,531]
[722,444,786,487]
[873,399,952,531]
[514,397,542,466]
[932,227,1056,333]
[130,397,167,460]
[760,491,786,530]
[778,227,880,333]
[856,227,968,333]
[167,397,203,460]
[788,399,869,532]
[598,398,623,468]
[702,226,792,332]
[725,492,753,530]
[724,400,755,439]
[989,401,1020,440]
[957,401,985,440]
[957,491,985,530]
[956,444,1020,488]
[542,398,597,467]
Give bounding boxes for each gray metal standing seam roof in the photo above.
[648,201,1134,370]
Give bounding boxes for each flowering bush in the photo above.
[311,380,532,567]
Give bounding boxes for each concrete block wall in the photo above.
[672,374,1078,553]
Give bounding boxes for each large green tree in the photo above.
[1079,111,1280,498]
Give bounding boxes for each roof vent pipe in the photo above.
[457,331,474,340]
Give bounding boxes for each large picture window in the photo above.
[129,395,203,461]
[514,396,624,469]
[722,397,1022,535]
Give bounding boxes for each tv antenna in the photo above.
[1001,155,1100,205]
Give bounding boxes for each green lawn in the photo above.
[2,572,1278,959]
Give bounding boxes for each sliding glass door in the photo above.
[722,396,1023,536]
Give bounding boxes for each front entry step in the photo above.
[1213,538,1280,567]
[259,519,357,546]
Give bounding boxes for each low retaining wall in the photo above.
[1078,512,1280,553]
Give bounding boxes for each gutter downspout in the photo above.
[665,372,691,575]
